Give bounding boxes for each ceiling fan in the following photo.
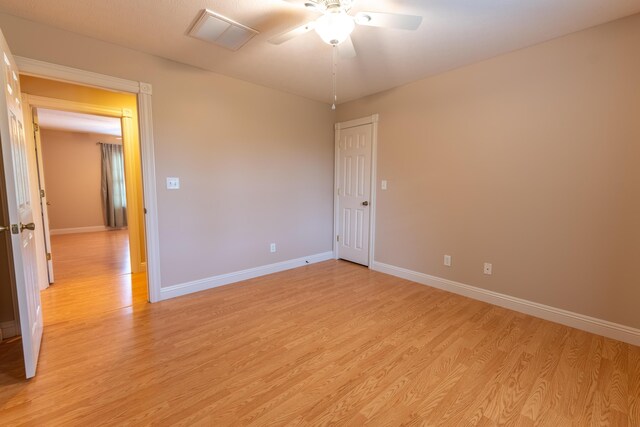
[269,0,423,58]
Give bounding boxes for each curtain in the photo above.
[100,143,128,228]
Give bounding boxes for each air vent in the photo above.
[188,9,258,51]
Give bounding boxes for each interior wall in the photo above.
[40,128,120,231]
[0,13,335,288]
[337,13,640,329]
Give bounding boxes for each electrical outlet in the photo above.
[381,180,388,190]
[484,262,492,275]
[444,255,452,267]
[166,177,180,190]
[270,243,276,253]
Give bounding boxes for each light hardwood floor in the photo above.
[42,230,147,325]
[0,247,638,425]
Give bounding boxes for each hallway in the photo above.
[42,230,147,325]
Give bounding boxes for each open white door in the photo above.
[0,29,43,378]
[31,109,54,284]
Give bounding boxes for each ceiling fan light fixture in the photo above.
[315,12,355,45]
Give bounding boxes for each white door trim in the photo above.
[15,56,162,303]
[21,101,52,290]
[16,56,141,94]
[333,114,379,268]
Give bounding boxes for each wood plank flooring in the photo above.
[0,250,639,425]
[42,230,147,325]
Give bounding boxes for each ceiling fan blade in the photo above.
[281,0,321,11]
[354,12,422,30]
[339,35,357,59]
[269,21,316,45]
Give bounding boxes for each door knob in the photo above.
[20,222,36,232]
[0,225,8,232]
[362,201,369,206]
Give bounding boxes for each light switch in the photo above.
[166,177,180,190]
[381,180,388,190]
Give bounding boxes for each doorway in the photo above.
[20,77,148,324]
[0,46,159,378]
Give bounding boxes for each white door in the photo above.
[0,30,43,378]
[337,123,373,266]
[31,109,54,284]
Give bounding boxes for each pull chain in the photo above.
[331,44,337,110]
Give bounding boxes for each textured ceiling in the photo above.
[0,0,638,104]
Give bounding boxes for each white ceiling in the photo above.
[37,109,122,136]
[1,0,639,104]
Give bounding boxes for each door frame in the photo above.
[23,106,52,290]
[23,94,146,281]
[333,114,379,267]
[15,56,162,303]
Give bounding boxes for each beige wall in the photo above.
[338,14,640,329]
[40,129,120,230]
[0,12,335,287]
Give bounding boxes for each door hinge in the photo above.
[40,189,45,198]
[33,123,39,132]
[11,224,19,234]
[337,235,340,242]
[46,252,52,261]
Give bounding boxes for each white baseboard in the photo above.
[0,320,17,340]
[50,226,110,235]
[372,261,640,347]
[160,251,334,301]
